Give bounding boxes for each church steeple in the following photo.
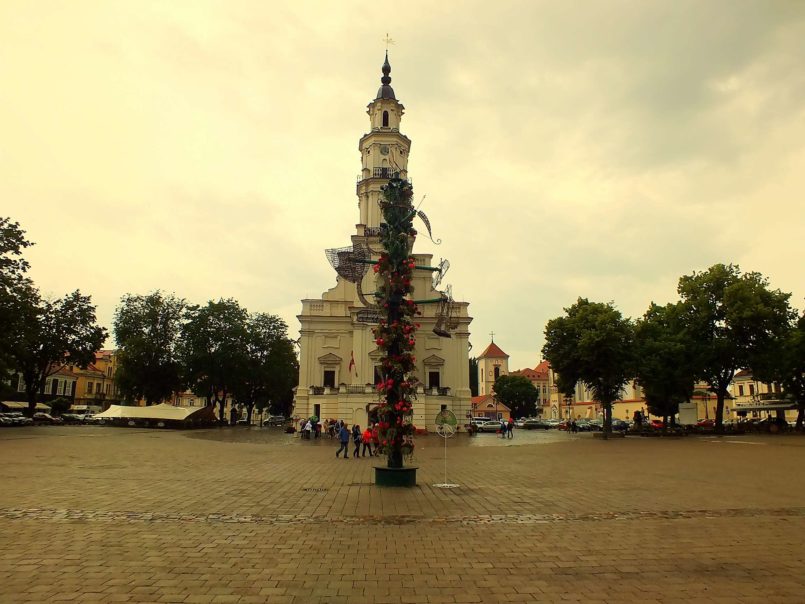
[356,52,410,228]
[376,51,396,100]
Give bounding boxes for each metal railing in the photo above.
[340,385,368,394]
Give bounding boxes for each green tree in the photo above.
[178,298,249,422]
[233,313,298,424]
[634,302,696,426]
[543,298,634,438]
[754,311,805,430]
[469,356,479,396]
[0,218,34,376]
[113,292,186,405]
[492,374,538,418]
[10,290,107,414]
[678,264,793,431]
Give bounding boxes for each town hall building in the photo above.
[293,53,473,430]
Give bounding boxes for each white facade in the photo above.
[293,54,473,430]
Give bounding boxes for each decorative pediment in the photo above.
[318,353,342,365]
[422,354,445,366]
[368,348,383,360]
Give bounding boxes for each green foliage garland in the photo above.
[372,178,419,468]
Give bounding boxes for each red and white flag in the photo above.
[348,351,357,377]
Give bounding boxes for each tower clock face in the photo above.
[379,145,389,156]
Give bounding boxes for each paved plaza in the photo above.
[1,426,804,603]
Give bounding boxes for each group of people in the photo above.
[499,417,515,439]
[298,418,323,439]
[335,421,379,459]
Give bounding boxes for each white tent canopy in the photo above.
[95,403,211,421]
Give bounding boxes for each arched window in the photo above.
[382,111,389,127]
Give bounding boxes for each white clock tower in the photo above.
[293,53,473,430]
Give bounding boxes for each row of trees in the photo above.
[542,264,804,437]
[1,218,106,412]
[113,292,299,422]
[1,217,299,420]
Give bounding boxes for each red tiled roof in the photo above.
[734,369,752,378]
[471,394,510,411]
[478,342,508,359]
[534,360,550,376]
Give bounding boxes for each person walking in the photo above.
[336,424,350,458]
[507,418,514,439]
[304,419,312,440]
[351,424,362,459]
[361,425,374,457]
[499,418,506,438]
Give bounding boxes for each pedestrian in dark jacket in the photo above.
[352,424,362,459]
[336,424,350,459]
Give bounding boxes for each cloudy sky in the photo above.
[2,1,804,371]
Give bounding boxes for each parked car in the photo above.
[476,420,503,433]
[4,413,33,426]
[695,418,716,428]
[587,419,603,431]
[82,414,106,425]
[263,415,286,426]
[33,412,63,425]
[650,419,665,429]
[611,419,630,432]
[522,418,550,430]
[0,414,15,426]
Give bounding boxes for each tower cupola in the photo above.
[376,51,396,100]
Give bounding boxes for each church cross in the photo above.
[489,331,495,343]
[383,33,395,51]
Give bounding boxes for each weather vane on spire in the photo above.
[383,33,395,52]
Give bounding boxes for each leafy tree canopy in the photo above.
[493,374,538,418]
[753,311,805,429]
[178,298,249,421]
[233,313,298,422]
[10,290,107,412]
[678,263,793,430]
[0,218,34,376]
[634,302,696,422]
[469,356,479,397]
[542,297,634,436]
[113,291,187,405]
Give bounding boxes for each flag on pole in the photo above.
[348,351,357,377]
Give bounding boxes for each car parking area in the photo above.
[1,426,804,602]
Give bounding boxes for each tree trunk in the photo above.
[602,401,612,440]
[796,404,803,430]
[246,404,253,425]
[715,391,725,433]
[217,399,225,422]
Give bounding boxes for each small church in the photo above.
[293,53,473,430]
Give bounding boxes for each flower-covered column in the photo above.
[373,178,419,469]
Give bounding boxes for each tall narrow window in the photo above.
[323,370,336,388]
[494,366,500,380]
[382,111,389,127]
[428,371,440,389]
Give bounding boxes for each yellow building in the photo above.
[70,349,122,410]
[293,53,473,430]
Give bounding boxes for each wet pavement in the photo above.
[1,425,804,603]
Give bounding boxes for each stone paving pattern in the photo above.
[1,426,803,603]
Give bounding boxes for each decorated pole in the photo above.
[372,177,420,483]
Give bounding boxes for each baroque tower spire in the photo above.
[356,52,411,228]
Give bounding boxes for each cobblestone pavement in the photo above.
[1,426,803,603]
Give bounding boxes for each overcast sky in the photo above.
[2,1,804,371]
